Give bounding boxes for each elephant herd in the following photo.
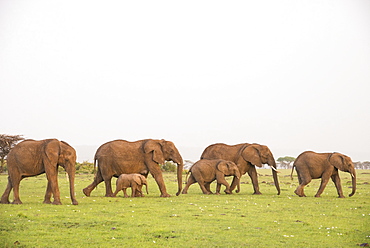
[0,138,357,205]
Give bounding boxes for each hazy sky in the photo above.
[1,1,369,162]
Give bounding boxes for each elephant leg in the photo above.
[103,176,114,197]
[216,183,221,195]
[1,176,13,204]
[182,175,197,194]
[248,167,261,195]
[331,174,345,198]
[45,170,62,205]
[294,173,310,197]
[205,182,213,194]
[216,174,231,194]
[43,181,53,204]
[148,164,170,197]
[315,178,330,197]
[131,187,136,197]
[123,188,129,198]
[229,176,240,193]
[83,169,104,197]
[198,181,211,195]
[10,174,23,204]
[136,185,143,197]
[112,187,120,197]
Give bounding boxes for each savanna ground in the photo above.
[0,169,369,247]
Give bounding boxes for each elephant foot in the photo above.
[52,200,62,205]
[314,194,321,198]
[181,191,188,194]
[72,200,79,205]
[12,200,23,204]
[224,190,232,194]
[0,199,10,204]
[43,199,52,204]
[160,193,171,197]
[338,195,345,198]
[253,192,262,195]
[83,188,91,197]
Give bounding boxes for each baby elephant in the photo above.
[182,159,241,195]
[113,174,148,198]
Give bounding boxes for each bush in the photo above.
[75,161,95,174]
[160,161,177,172]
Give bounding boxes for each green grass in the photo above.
[1,170,369,247]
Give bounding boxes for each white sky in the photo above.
[1,1,370,162]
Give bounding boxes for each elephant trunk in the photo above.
[349,170,356,197]
[144,183,149,195]
[174,158,184,196]
[235,177,241,193]
[270,159,281,195]
[66,163,78,205]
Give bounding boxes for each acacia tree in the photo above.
[277,156,296,169]
[0,134,24,172]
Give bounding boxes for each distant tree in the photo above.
[0,134,25,172]
[160,161,177,172]
[277,156,296,169]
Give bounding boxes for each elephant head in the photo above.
[216,161,241,193]
[240,144,280,195]
[328,153,356,197]
[135,174,149,195]
[143,139,184,196]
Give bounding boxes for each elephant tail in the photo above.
[93,157,98,174]
[290,165,295,180]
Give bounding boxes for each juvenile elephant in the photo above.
[113,174,148,197]
[83,139,183,197]
[201,143,280,195]
[1,139,78,205]
[182,159,241,195]
[291,151,356,198]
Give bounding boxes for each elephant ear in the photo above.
[216,161,230,175]
[42,139,60,166]
[241,145,263,167]
[143,140,165,165]
[328,153,346,171]
[133,175,142,185]
[139,175,147,185]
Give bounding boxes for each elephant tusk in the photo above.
[270,165,278,172]
[351,173,355,178]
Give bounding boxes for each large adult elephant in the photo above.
[83,139,183,197]
[201,143,280,195]
[291,151,356,198]
[1,139,78,205]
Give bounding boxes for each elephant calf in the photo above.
[113,174,148,198]
[182,159,241,195]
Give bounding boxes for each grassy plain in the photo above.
[0,169,369,247]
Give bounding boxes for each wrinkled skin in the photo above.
[1,139,78,205]
[83,139,183,197]
[113,174,148,198]
[182,159,241,195]
[292,151,356,198]
[201,143,280,195]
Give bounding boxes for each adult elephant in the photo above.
[83,139,183,197]
[1,139,78,205]
[291,151,356,198]
[201,143,280,195]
